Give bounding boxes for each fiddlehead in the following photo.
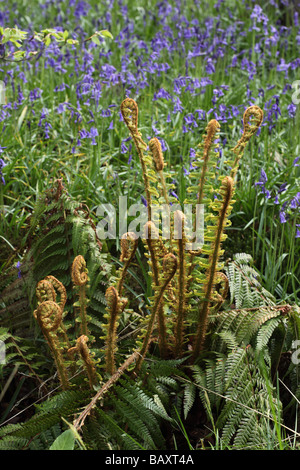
[36,279,56,304]
[149,137,169,206]
[121,98,152,220]
[68,335,98,389]
[71,255,90,337]
[116,231,138,296]
[36,276,70,348]
[34,300,69,390]
[44,275,67,313]
[230,106,264,179]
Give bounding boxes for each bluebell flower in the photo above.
[290,192,300,210]
[57,103,66,114]
[205,58,215,75]
[121,141,128,154]
[172,96,183,114]
[89,127,98,145]
[16,261,22,279]
[170,190,179,200]
[79,129,89,139]
[255,169,271,199]
[279,211,287,223]
[287,103,297,118]
[0,158,6,185]
[153,88,171,101]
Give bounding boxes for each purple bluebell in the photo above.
[0,157,6,185]
[255,168,271,199]
[287,103,297,118]
[16,261,22,279]
[279,211,287,224]
[153,88,171,101]
[121,141,128,154]
[89,127,98,145]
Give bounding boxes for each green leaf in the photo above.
[49,429,75,450]
[91,36,101,46]
[97,29,113,39]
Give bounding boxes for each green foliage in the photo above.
[193,346,282,449]
[0,26,112,61]
[0,389,90,448]
[225,253,277,308]
[25,179,112,324]
[1,100,299,451]
[49,429,75,450]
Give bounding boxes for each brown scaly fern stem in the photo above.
[192,176,234,360]
[103,286,123,375]
[143,221,170,357]
[187,119,221,277]
[121,98,152,221]
[71,255,89,337]
[73,349,140,431]
[173,210,188,357]
[117,231,138,296]
[134,252,177,373]
[149,137,169,206]
[68,335,98,389]
[230,105,264,179]
[34,300,69,390]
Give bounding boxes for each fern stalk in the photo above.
[143,221,170,357]
[68,335,97,389]
[103,286,122,375]
[121,98,152,221]
[117,231,138,296]
[34,300,69,390]
[135,253,177,372]
[230,106,264,179]
[71,255,89,337]
[173,211,188,357]
[149,137,169,206]
[193,176,234,360]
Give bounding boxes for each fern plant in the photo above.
[1,99,299,451]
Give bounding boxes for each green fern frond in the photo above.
[0,389,89,441]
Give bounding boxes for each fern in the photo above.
[0,389,89,447]
[23,179,111,326]
[79,358,185,450]
[1,99,299,451]
[193,347,282,449]
[225,253,276,308]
